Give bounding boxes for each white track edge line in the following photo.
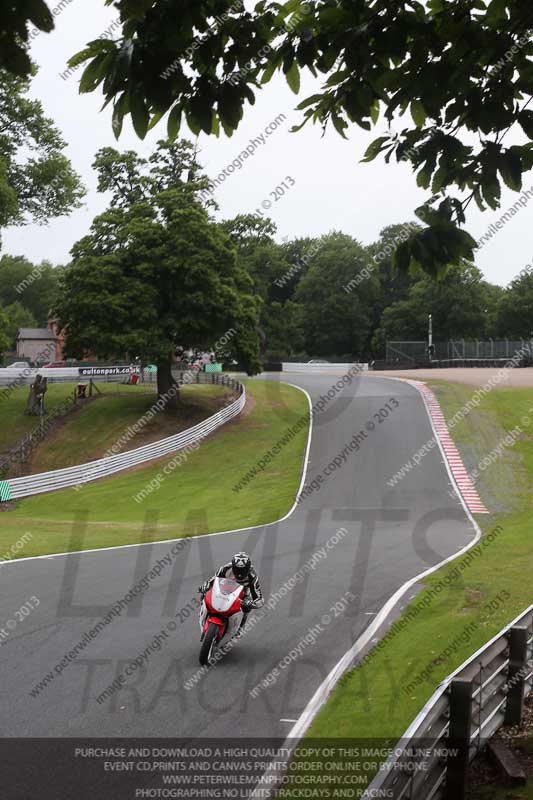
[284,376,485,736]
[250,375,485,797]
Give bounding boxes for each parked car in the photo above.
[41,361,66,368]
[8,362,31,369]
[307,359,330,364]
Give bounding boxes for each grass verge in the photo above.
[30,383,226,472]
[0,380,309,557]
[0,381,158,454]
[305,381,533,743]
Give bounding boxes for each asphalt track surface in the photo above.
[0,373,478,740]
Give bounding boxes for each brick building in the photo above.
[16,319,64,364]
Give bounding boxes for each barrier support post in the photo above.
[505,626,528,726]
[445,678,473,800]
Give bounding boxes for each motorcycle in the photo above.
[198,577,246,665]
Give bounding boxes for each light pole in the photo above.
[428,314,434,361]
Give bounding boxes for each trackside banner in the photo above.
[78,366,139,376]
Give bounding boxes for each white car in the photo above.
[8,362,31,369]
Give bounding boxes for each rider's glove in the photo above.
[241,599,253,613]
[199,581,210,595]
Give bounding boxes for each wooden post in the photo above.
[505,626,529,726]
[446,678,473,800]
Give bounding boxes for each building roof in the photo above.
[17,328,56,340]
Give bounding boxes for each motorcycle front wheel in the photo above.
[199,622,219,666]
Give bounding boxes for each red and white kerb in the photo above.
[408,380,489,515]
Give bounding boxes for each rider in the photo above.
[200,552,264,627]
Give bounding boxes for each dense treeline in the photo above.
[2,215,531,362]
[223,217,520,362]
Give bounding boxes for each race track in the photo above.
[0,373,478,743]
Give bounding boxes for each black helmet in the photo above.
[232,552,251,581]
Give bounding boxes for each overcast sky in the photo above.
[3,2,531,287]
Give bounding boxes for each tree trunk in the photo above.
[156,357,179,411]
[24,375,47,416]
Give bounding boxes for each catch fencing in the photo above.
[386,340,533,364]
[364,604,533,799]
[0,375,245,502]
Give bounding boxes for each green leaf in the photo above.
[518,110,533,140]
[416,164,433,189]
[112,103,124,140]
[27,0,54,32]
[370,100,380,125]
[427,0,446,14]
[185,109,202,136]
[167,106,182,140]
[218,89,243,130]
[331,113,348,139]
[393,241,411,273]
[361,136,390,163]
[148,110,164,131]
[79,54,111,93]
[431,165,449,193]
[485,0,508,26]
[118,0,153,20]
[411,100,426,128]
[190,96,213,134]
[415,204,441,225]
[285,61,300,94]
[85,38,116,53]
[68,48,95,69]
[290,118,310,133]
[261,61,277,85]
[481,177,501,210]
[129,90,150,139]
[473,186,486,212]
[499,151,522,191]
[296,94,323,110]
[457,229,478,252]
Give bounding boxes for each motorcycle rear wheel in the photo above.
[199,622,219,666]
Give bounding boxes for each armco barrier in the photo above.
[363,604,533,799]
[282,362,368,372]
[0,377,245,502]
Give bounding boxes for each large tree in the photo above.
[70,1,533,277]
[0,256,63,324]
[0,301,36,351]
[56,139,261,407]
[0,69,85,242]
[0,305,11,355]
[221,214,311,358]
[496,271,533,337]
[371,263,500,355]
[294,231,379,357]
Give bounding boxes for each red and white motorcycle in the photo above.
[198,577,246,665]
